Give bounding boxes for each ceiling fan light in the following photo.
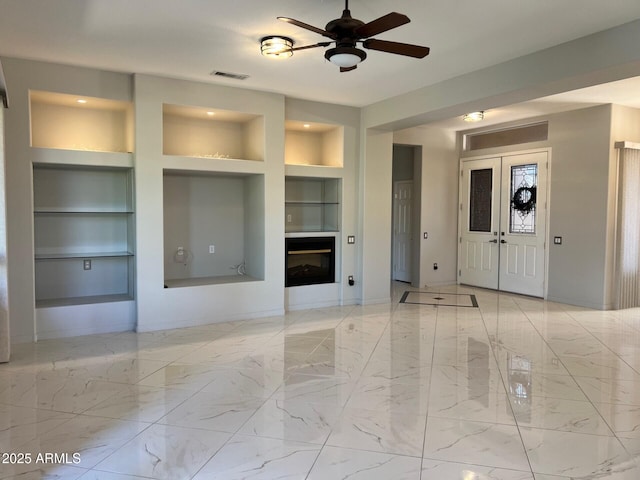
[261,36,294,58]
[325,46,366,68]
[463,111,484,122]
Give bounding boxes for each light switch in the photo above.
[553,236,562,245]
[347,235,355,244]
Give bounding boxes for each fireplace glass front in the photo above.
[285,237,335,287]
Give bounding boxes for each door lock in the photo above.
[500,239,508,244]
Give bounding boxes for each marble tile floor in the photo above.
[2,284,640,479]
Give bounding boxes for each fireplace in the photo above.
[285,237,335,287]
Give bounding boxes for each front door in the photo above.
[459,151,548,297]
[459,157,501,289]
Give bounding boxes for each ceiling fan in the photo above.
[277,0,430,72]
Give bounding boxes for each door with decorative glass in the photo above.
[459,151,547,297]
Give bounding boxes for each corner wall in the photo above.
[360,129,393,304]
[394,126,458,288]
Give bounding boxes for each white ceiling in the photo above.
[1,0,640,117]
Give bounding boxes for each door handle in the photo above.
[488,239,498,243]
[500,239,508,244]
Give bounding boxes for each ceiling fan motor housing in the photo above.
[325,9,365,40]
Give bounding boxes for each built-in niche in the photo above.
[285,121,343,167]
[163,170,265,287]
[29,90,133,153]
[162,104,264,161]
[285,176,340,233]
[33,165,135,306]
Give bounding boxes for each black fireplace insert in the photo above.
[285,237,335,287]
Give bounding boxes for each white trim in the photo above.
[614,141,640,150]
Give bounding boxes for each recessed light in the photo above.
[303,124,310,128]
[207,111,215,116]
[76,99,87,104]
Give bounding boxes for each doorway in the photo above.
[391,145,421,285]
[393,180,413,282]
[458,151,548,297]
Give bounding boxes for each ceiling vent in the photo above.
[210,70,250,81]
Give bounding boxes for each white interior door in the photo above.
[393,180,413,282]
[459,158,501,289]
[459,151,548,297]
[498,152,547,297]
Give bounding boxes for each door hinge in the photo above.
[459,269,462,276]
[459,237,462,244]
[460,203,463,211]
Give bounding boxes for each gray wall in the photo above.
[547,105,612,308]
[163,174,247,280]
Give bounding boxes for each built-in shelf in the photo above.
[33,165,135,306]
[36,293,134,309]
[285,177,341,233]
[164,275,260,288]
[35,210,134,215]
[30,90,133,153]
[163,170,265,287]
[35,251,133,260]
[163,104,264,161]
[285,121,343,167]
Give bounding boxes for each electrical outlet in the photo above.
[423,232,428,239]
[83,259,91,270]
[209,245,215,254]
[287,214,292,223]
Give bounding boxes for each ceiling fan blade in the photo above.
[363,39,430,58]
[340,65,357,72]
[291,42,332,52]
[355,12,410,38]
[277,17,336,39]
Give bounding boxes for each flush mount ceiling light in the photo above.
[463,111,484,122]
[260,36,294,58]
